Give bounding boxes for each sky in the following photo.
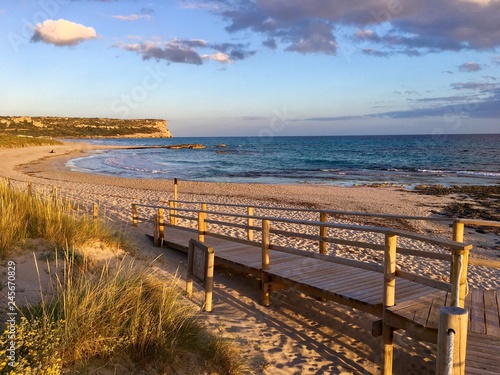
[0,0,499,137]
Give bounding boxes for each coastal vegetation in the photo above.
[0,116,172,138]
[0,134,62,149]
[0,182,248,374]
[0,181,126,258]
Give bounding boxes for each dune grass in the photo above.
[0,181,125,258]
[0,134,62,148]
[0,183,250,374]
[4,253,248,374]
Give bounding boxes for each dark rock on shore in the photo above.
[412,184,500,227]
[165,144,206,149]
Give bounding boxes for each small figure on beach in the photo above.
[49,149,55,153]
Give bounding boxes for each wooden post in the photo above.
[132,204,138,227]
[158,207,164,243]
[450,221,465,286]
[93,203,98,222]
[28,181,33,196]
[450,247,469,308]
[205,247,215,312]
[186,240,215,312]
[319,211,328,254]
[261,219,271,307]
[198,204,207,242]
[52,186,58,201]
[436,306,468,375]
[173,178,178,225]
[169,201,175,225]
[153,214,160,246]
[262,219,270,271]
[382,233,397,375]
[186,240,194,297]
[6,177,11,189]
[247,206,254,241]
[452,221,464,242]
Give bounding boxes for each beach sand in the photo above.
[1,142,499,374]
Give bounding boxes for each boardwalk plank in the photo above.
[466,333,500,373]
[483,290,500,337]
[315,273,379,292]
[470,289,486,334]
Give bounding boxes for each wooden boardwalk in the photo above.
[159,225,500,374]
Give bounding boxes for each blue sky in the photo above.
[0,0,499,136]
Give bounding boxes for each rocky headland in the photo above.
[0,116,172,138]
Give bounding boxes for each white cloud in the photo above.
[202,52,231,63]
[31,19,96,46]
[111,14,152,21]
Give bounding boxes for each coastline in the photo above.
[1,141,499,374]
[6,141,453,218]
[3,140,498,281]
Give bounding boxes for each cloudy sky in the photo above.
[0,0,499,136]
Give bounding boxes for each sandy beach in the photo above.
[1,141,499,374]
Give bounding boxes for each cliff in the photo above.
[0,116,173,138]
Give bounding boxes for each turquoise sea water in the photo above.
[67,134,500,187]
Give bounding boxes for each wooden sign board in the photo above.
[186,239,215,312]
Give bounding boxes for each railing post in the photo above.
[436,306,468,375]
[28,181,33,196]
[319,211,328,254]
[169,201,175,225]
[173,178,178,225]
[153,214,160,246]
[198,203,207,242]
[261,219,271,307]
[450,248,469,308]
[158,207,164,244]
[186,240,194,297]
[452,221,464,243]
[262,219,270,271]
[247,206,254,241]
[450,221,465,287]
[382,233,397,375]
[132,204,138,227]
[205,248,215,312]
[52,186,58,201]
[93,203,98,222]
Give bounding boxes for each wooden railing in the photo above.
[132,201,474,305]
[132,200,500,375]
[132,199,500,269]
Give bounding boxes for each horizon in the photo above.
[1,1,499,137]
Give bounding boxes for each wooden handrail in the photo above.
[456,218,500,227]
[132,203,472,253]
[167,199,453,222]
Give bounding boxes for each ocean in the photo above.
[67,134,500,187]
